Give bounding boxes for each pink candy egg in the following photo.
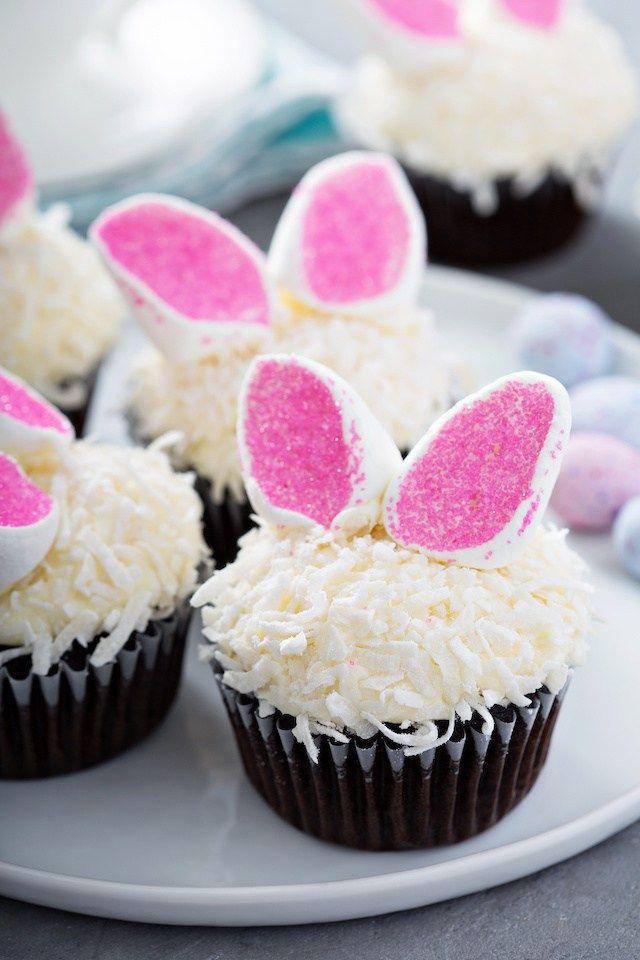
[550,433,640,531]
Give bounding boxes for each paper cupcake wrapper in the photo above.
[56,365,99,436]
[400,168,591,267]
[214,668,568,850]
[194,477,255,569]
[0,604,191,779]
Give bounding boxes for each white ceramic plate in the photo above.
[1,266,639,926]
[2,0,267,188]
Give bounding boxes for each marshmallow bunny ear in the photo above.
[269,153,425,316]
[0,367,74,454]
[238,354,402,529]
[91,195,275,362]
[342,0,462,70]
[498,0,565,29]
[0,454,58,592]
[384,373,571,568]
[0,111,35,231]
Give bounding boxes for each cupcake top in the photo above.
[0,368,208,675]
[194,354,592,759]
[91,153,455,500]
[0,114,124,407]
[337,1,637,209]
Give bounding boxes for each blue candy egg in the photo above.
[511,293,615,388]
[613,497,640,580]
[570,376,640,452]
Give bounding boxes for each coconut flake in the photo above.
[194,522,591,761]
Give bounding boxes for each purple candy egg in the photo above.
[550,433,640,531]
[512,293,615,388]
[570,376,640,452]
[613,497,640,580]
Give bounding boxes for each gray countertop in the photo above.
[2,1,640,955]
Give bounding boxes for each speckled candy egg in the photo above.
[511,294,615,388]
[613,497,640,579]
[550,433,640,531]
[570,376,640,451]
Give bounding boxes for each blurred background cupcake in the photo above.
[335,0,637,265]
[92,154,461,566]
[194,355,592,850]
[0,113,125,434]
[0,368,208,778]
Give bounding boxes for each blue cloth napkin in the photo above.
[43,25,347,232]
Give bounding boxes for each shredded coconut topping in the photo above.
[194,522,592,760]
[0,441,208,673]
[130,300,450,501]
[0,205,124,406]
[337,9,637,212]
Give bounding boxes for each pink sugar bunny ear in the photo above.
[384,373,571,568]
[90,195,275,363]
[342,0,462,70]
[498,0,565,29]
[0,111,35,231]
[238,354,402,529]
[268,152,425,316]
[0,454,58,592]
[0,367,74,454]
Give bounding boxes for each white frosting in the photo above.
[337,7,637,210]
[194,521,592,760]
[0,205,124,407]
[0,440,208,674]
[130,336,270,503]
[130,301,451,501]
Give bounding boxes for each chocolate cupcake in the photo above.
[0,367,208,778]
[91,154,463,566]
[336,0,637,265]
[193,354,592,850]
[0,113,124,432]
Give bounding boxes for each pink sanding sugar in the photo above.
[96,203,270,325]
[243,359,362,528]
[501,0,562,29]
[301,162,410,304]
[388,380,555,551]
[0,374,70,434]
[368,0,460,36]
[0,113,33,228]
[0,455,53,527]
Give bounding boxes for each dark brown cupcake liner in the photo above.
[0,604,191,779]
[194,476,254,568]
[56,365,99,436]
[214,666,568,850]
[402,167,593,267]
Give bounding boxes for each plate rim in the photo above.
[2,265,639,925]
[0,785,639,920]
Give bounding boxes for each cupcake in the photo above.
[0,112,124,433]
[336,0,637,265]
[0,367,208,778]
[193,354,592,850]
[91,153,459,566]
